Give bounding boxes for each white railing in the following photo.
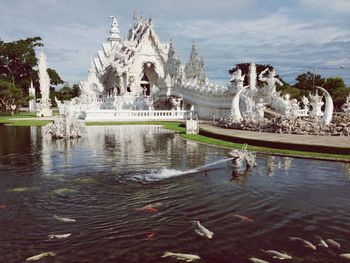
[83,109,191,121]
[296,109,308,117]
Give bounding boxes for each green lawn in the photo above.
[0,113,50,126]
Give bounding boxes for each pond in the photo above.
[0,125,349,263]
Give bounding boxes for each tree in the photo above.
[293,71,325,98]
[52,83,80,106]
[323,77,349,110]
[277,79,301,98]
[0,79,28,113]
[0,37,43,91]
[0,37,64,113]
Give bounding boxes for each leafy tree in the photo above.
[277,79,301,98]
[0,37,43,90]
[323,77,349,110]
[72,84,80,97]
[0,37,64,113]
[52,83,80,106]
[0,79,28,113]
[293,71,325,98]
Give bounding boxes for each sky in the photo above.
[1,0,350,86]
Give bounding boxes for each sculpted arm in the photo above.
[258,68,268,81]
[276,78,283,86]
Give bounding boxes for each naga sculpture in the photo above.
[231,85,249,121]
[229,144,257,169]
[316,86,333,125]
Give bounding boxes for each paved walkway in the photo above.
[200,123,350,155]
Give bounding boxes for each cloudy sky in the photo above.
[1,0,349,85]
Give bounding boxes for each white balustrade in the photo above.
[83,109,191,121]
[296,109,308,117]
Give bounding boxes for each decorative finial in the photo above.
[108,16,121,43]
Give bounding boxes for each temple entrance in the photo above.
[140,74,151,96]
[140,62,158,96]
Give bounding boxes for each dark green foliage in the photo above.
[52,83,80,106]
[0,79,28,113]
[293,73,349,110]
[0,37,43,89]
[293,71,325,97]
[0,37,64,112]
[229,63,275,86]
[323,77,349,110]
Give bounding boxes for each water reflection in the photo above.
[0,125,349,263]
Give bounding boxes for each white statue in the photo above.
[229,144,257,170]
[248,62,257,93]
[145,96,154,110]
[255,99,266,120]
[302,96,310,111]
[290,99,300,117]
[317,86,333,125]
[28,80,36,113]
[170,95,183,111]
[259,68,283,94]
[36,50,52,117]
[342,94,350,113]
[231,85,249,121]
[309,89,324,117]
[230,68,245,93]
[44,114,87,139]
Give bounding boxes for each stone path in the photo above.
[200,122,350,155]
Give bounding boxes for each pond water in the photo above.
[0,125,349,263]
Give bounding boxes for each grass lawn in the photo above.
[0,113,50,126]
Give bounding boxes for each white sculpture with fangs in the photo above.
[231,85,249,121]
[229,144,257,170]
[316,86,333,125]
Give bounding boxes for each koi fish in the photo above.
[26,252,56,261]
[162,252,200,262]
[147,232,155,240]
[234,214,254,222]
[48,233,71,239]
[135,205,158,213]
[327,239,341,249]
[316,236,328,248]
[0,204,6,209]
[340,254,350,259]
[289,237,316,250]
[191,220,214,239]
[53,215,76,223]
[261,249,292,260]
[249,257,270,263]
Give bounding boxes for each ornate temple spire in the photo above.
[165,38,181,82]
[184,41,207,85]
[108,16,122,46]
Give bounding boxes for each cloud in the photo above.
[0,0,349,85]
[300,0,350,14]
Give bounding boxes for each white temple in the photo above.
[59,14,333,124]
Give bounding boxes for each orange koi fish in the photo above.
[147,232,155,240]
[234,214,254,222]
[135,205,158,213]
